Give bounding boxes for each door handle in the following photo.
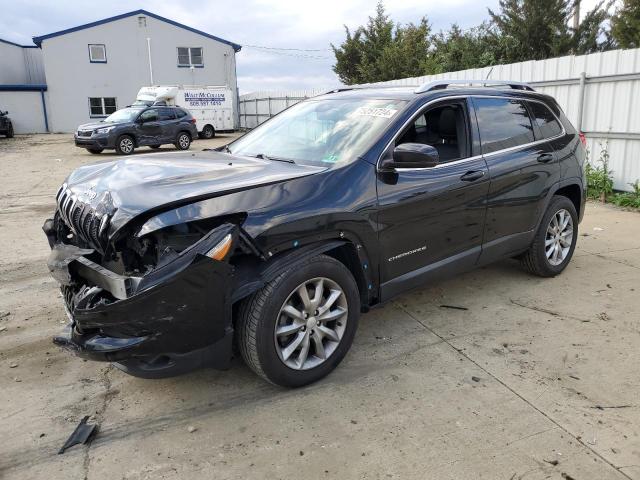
[537,153,554,163]
[460,170,486,182]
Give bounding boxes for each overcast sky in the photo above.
[0,0,602,94]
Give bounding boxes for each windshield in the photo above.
[229,98,407,166]
[104,107,144,123]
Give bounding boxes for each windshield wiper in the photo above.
[254,153,295,164]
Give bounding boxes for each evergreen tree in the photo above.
[331,2,432,84]
[331,0,614,84]
[488,0,574,62]
[429,23,501,73]
[610,0,640,48]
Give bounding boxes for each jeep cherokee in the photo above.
[44,80,586,387]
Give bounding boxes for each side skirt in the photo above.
[379,246,481,303]
[378,230,535,303]
[476,230,534,267]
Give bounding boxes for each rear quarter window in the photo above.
[474,98,535,154]
[175,109,188,118]
[528,101,563,139]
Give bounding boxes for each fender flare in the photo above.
[534,176,584,233]
[231,240,347,303]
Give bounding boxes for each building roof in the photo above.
[0,37,37,48]
[32,9,242,52]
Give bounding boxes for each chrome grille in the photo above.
[77,130,92,137]
[57,186,109,251]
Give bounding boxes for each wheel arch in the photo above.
[231,238,374,312]
[536,178,584,232]
[553,182,583,219]
[178,129,193,140]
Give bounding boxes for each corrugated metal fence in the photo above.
[239,48,640,191]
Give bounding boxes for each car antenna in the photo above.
[485,66,494,80]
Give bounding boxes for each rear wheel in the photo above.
[6,124,14,138]
[236,254,360,387]
[521,195,578,277]
[175,132,191,150]
[199,125,215,139]
[115,135,135,155]
[86,148,103,154]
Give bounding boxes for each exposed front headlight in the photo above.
[95,126,115,135]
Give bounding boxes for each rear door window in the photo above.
[158,108,176,121]
[474,98,535,154]
[527,101,563,139]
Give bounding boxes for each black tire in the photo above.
[236,254,360,387]
[6,124,14,138]
[115,135,135,155]
[199,125,215,139]
[175,132,191,150]
[150,145,162,149]
[521,195,578,277]
[86,148,103,154]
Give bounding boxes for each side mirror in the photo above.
[381,143,439,170]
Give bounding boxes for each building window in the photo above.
[177,47,203,67]
[88,44,107,63]
[89,97,117,117]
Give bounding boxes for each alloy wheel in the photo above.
[178,134,190,149]
[545,208,574,266]
[274,277,348,370]
[120,137,133,154]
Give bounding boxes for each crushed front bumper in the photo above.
[45,223,236,378]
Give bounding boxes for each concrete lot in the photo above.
[1,134,639,480]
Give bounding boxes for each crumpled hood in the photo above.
[62,150,326,235]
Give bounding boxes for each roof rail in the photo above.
[415,79,535,94]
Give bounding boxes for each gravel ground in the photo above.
[1,134,639,480]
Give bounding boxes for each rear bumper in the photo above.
[45,223,236,377]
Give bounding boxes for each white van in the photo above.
[135,85,234,138]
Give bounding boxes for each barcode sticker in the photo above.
[353,107,398,118]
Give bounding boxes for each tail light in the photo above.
[190,118,197,124]
[579,132,587,147]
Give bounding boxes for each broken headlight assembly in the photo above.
[134,224,237,293]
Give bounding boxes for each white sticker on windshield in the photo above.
[353,107,398,119]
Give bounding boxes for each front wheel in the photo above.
[236,254,360,387]
[6,124,14,138]
[115,135,135,155]
[521,195,578,277]
[175,132,191,150]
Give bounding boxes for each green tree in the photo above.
[331,2,432,84]
[332,26,365,84]
[573,1,614,53]
[429,23,500,73]
[610,0,640,48]
[488,0,574,62]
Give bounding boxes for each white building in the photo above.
[0,9,241,133]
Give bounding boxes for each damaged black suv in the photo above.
[44,80,586,387]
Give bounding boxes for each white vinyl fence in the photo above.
[239,48,640,191]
